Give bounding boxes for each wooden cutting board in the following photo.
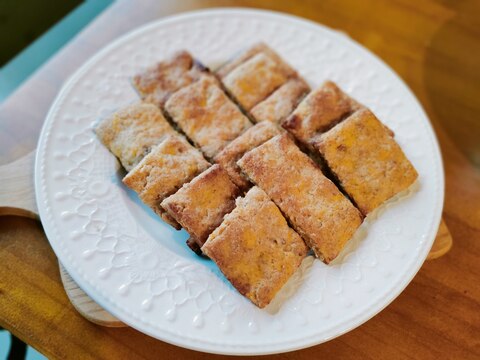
[0,151,452,327]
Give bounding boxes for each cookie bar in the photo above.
[222,53,291,111]
[165,76,252,159]
[123,134,210,228]
[282,81,362,149]
[161,164,240,247]
[314,109,418,215]
[238,133,363,263]
[95,102,176,171]
[202,186,308,308]
[216,42,297,79]
[251,77,310,124]
[214,122,282,191]
[132,50,210,107]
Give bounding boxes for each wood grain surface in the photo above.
[0,0,479,359]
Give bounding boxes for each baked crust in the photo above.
[94,102,176,171]
[165,76,252,159]
[222,53,290,111]
[238,133,363,263]
[251,77,310,123]
[202,186,308,308]
[161,164,240,246]
[213,122,282,191]
[132,50,210,107]
[122,134,210,228]
[282,81,362,148]
[314,109,418,215]
[216,42,297,79]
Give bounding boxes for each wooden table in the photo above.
[1,0,479,358]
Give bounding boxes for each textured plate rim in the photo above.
[35,8,445,355]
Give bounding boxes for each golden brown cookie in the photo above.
[251,77,310,123]
[165,76,252,159]
[238,133,363,263]
[314,109,418,215]
[123,135,210,228]
[95,102,176,171]
[282,81,362,149]
[216,42,297,79]
[222,53,290,111]
[161,164,240,247]
[214,122,282,191]
[202,186,308,308]
[132,50,210,107]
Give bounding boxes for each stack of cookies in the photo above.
[95,44,417,308]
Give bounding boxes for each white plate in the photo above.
[35,9,444,355]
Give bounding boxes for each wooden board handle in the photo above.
[0,151,125,327]
[0,151,38,218]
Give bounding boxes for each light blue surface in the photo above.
[0,331,10,359]
[0,331,46,360]
[0,1,112,358]
[26,346,46,360]
[0,0,113,102]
